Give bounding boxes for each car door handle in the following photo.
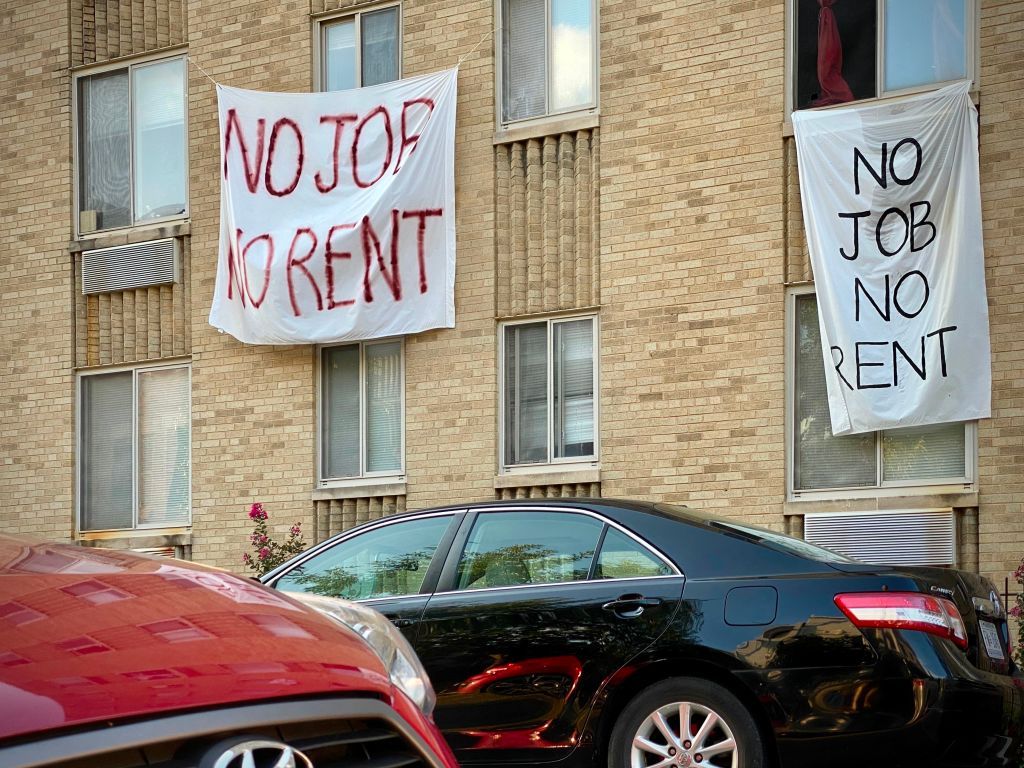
[602,595,663,618]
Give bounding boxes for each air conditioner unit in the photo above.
[804,509,956,566]
[132,546,179,559]
[81,238,179,295]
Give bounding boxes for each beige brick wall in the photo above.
[1,0,1022,586]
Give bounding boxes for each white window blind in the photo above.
[793,293,968,491]
[361,7,400,87]
[502,0,547,121]
[505,323,549,465]
[884,0,967,92]
[804,510,956,566]
[132,58,186,222]
[137,367,190,527]
[554,319,594,458]
[366,342,402,473]
[325,19,357,91]
[81,372,134,531]
[79,70,131,231]
[323,345,361,478]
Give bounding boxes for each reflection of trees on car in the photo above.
[459,544,595,588]
[291,547,436,599]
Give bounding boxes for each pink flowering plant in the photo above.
[241,502,306,577]
[1010,559,1024,664]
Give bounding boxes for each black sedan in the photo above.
[262,499,1024,768]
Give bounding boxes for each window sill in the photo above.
[70,220,190,253]
[494,111,599,145]
[494,465,600,490]
[785,489,978,516]
[313,479,407,501]
[77,529,191,548]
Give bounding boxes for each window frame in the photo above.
[784,0,980,116]
[317,337,406,486]
[72,49,190,238]
[498,313,600,473]
[784,285,977,501]
[494,0,600,131]
[313,2,403,93]
[76,360,192,534]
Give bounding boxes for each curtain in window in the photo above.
[325,19,357,91]
[884,0,967,91]
[362,8,400,87]
[505,323,548,464]
[794,295,876,490]
[323,345,361,478]
[366,342,402,472]
[79,71,131,231]
[554,319,594,458]
[81,373,134,531]
[137,368,190,527]
[502,0,546,121]
[133,59,186,222]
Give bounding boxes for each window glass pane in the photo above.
[361,7,400,87]
[79,70,131,231]
[323,345,361,478]
[505,323,548,465]
[276,515,453,599]
[132,59,186,223]
[884,0,967,91]
[325,19,357,91]
[794,0,876,110]
[456,512,601,590]
[137,368,190,527]
[81,373,133,531]
[596,528,672,579]
[882,422,966,482]
[793,295,876,490]
[366,342,401,473]
[554,319,594,459]
[502,0,546,121]
[550,0,593,112]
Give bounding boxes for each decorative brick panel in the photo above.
[496,483,601,501]
[312,495,406,542]
[495,130,600,317]
[72,0,187,67]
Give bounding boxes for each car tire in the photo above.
[608,678,765,768]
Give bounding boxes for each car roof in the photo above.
[0,535,390,741]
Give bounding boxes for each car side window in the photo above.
[455,511,603,590]
[275,515,453,600]
[595,528,673,579]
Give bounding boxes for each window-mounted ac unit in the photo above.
[804,509,956,566]
[81,238,179,295]
[132,546,179,559]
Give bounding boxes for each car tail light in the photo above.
[834,592,969,650]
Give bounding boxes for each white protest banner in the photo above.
[792,80,990,436]
[210,69,457,344]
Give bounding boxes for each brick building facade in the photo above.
[0,0,1021,588]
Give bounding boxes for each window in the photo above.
[790,292,971,494]
[792,0,974,111]
[274,515,454,600]
[319,5,400,91]
[502,316,597,469]
[455,512,602,590]
[79,364,191,532]
[76,55,187,234]
[595,528,673,579]
[499,0,596,124]
[321,340,404,482]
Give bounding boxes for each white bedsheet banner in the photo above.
[210,69,457,344]
[792,81,990,435]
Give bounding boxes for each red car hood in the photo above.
[0,535,392,741]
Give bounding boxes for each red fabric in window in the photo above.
[812,0,854,106]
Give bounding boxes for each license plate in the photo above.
[979,620,1005,661]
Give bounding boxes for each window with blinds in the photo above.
[500,0,596,123]
[79,364,191,532]
[320,5,400,92]
[321,340,404,481]
[77,55,186,235]
[503,316,597,468]
[792,293,969,493]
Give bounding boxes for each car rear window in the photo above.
[714,521,856,564]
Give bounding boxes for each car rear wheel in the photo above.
[609,678,765,768]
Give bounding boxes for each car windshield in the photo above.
[714,521,856,564]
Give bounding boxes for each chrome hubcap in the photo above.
[630,701,737,768]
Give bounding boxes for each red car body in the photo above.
[0,535,457,768]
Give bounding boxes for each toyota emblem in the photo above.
[203,738,314,768]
